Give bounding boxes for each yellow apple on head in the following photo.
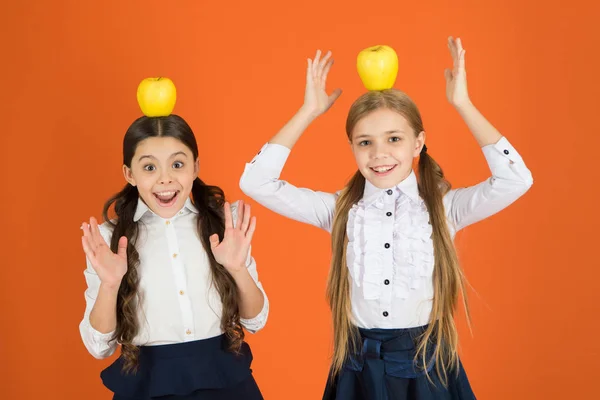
[136,77,177,117]
[357,45,398,91]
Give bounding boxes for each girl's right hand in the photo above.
[302,50,342,118]
[81,217,128,289]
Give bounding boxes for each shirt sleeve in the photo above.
[78,223,119,359]
[239,143,338,233]
[238,250,269,333]
[443,136,534,232]
[230,201,269,333]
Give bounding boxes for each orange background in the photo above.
[1,1,598,399]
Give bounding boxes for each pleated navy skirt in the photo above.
[100,334,263,400]
[323,326,476,400]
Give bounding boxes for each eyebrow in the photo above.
[354,130,406,140]
[138,151,189,162]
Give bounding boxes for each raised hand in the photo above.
[302,50,343,117]
[444,37,471,108]
[81,217,128,288]
[210,201,256,274]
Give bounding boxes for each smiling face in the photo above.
[350,108,425,189]
[123,136,198,218]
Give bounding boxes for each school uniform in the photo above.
[79,199,269,400]
[240,137,533,400]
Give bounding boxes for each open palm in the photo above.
[81,217,128,288]
[210,201,256,273]
[444,37,471,108]
[303,50,342,117]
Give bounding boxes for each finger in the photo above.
[313,50,322,79]
[82,221,98,250]
[117,236,128,259]
[328,88,343,105]
[317,51,332,79]
[456,37,463,53]
[245,216,257,243]
[209,233,220,250]
[223,202,234,229]
[241,203,251,233]
[458,49,466,71]
[321,58,334,87]
[236,200,244,229]
[314,49,322,66]
[444,68,452,84]
[306,58,313,83]
[90,217,105,249]
[81,236,97,264]
[448,36,457,60]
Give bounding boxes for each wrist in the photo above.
[298,105,320,121]
[228,264,249,280]
[100,280,122,294]
[453,99,474,112]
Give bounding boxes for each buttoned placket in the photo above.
[163,211,195,340]
[380,188,396,323]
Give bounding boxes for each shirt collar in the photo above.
[362,170,420,207]
[133,196,198,222]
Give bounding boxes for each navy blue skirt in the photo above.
[100,335,263,400]
[323,326,476,400]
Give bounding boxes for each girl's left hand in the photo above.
[444,36,471,108]
[210,201,256,274]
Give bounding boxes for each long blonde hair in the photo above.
[326,89,470,385]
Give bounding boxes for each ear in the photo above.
[123,165,136,186]
[194,158,200,176]
[348,135,356,155]
[414,131,426,158]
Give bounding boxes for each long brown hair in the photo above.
[102,115,244,373]
[326,89,470,385]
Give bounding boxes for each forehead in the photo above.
[133,137,193,159]
[352,108,413,137]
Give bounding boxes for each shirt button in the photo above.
[186,329,192,335]
[179,290,185,295]
[386,189,393,195]
[384,243,390,249]
[173,253,178,258]
[165,220,170,225]
[384,279,390,285]
[386,212,392,217]
[503,149,510,155]
[383,311,389,317]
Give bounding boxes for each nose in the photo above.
[158,169,173,185]
[371,142,388,160]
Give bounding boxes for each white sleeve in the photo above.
[444,136,533,231]
[230,201,269,333]
[239,143,337,233]
[78,223,119,359]
[239,250,269,333]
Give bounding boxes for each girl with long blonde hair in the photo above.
[240,37,532,399]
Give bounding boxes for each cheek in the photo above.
[354,151,370,169]
[177,168,197,186]
[395,143,417,159]
[136,177,156,192]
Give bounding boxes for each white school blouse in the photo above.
[79,199,269,359]
[239,137,532,329]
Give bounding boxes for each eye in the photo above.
[143,164,156,172]
[390,136,401,142]
[359,140,370,146]
[173,161,184,169]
